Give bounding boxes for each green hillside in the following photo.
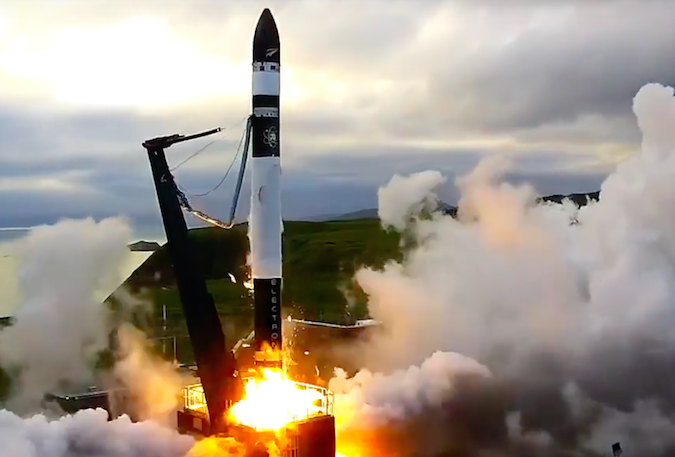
[115,219,402,333]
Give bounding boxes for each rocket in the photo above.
[250,8,283,367]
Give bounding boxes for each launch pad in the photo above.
[178,377,334,428]
[178,377,336,457]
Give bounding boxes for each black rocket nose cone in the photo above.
[253,8,280,63]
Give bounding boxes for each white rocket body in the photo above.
[250,9,283,361]
[250,49,281,280]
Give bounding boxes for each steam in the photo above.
[113,324,184,425]
[0,217,195,457]
[377,170,446,231]
[0,217,132,413]
[0,408,194,457]
[334,83,675,456]
[330,351,492,430]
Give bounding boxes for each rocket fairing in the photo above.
[250,8,283,367]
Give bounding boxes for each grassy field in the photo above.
[122,219,402,327]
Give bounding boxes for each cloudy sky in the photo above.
[0,0,673,237]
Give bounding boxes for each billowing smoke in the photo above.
[0,217,132,413]
[0,408,194,457]
[113,324,184,425]
[331,351,492,430]
[0,217,195,457]
[377,170,447,232]
[333,83,675,456]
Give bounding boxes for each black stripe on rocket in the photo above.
[251,115,279,159]
[254,278,282,352]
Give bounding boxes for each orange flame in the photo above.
[185,436,244,457]
[227,368,325,431]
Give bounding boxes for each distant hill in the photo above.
[538,191,600,206]
[331,201,455,221]
[332,208,378,220]
[330,191,599,221]
[128,241,160,252]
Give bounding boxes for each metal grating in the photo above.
[183,383,208,414]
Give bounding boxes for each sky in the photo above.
[0,0,674,238]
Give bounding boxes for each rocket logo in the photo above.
[263,126,278,148]
[266,48,278,57]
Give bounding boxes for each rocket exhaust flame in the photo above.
[183,366,333,433]
[228,368,330,431]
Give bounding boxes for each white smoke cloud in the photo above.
[0,217,203,457]
[113,324,184,426]
[0,217,132,413]
[333,82,675,456]
[330,351,491,431]
[0,408,194,457]
[377,170,446,231]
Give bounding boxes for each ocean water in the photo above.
[0,228,154,318]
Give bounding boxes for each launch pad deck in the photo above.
[179,377,336,457]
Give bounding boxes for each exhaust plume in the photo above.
[334,83,675,456]
[378,170,446,231]
[0,408,194,457]
[330,351,492,429]
[0,217,132,413]
[0,217,201,457]
[113,323,184,425]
